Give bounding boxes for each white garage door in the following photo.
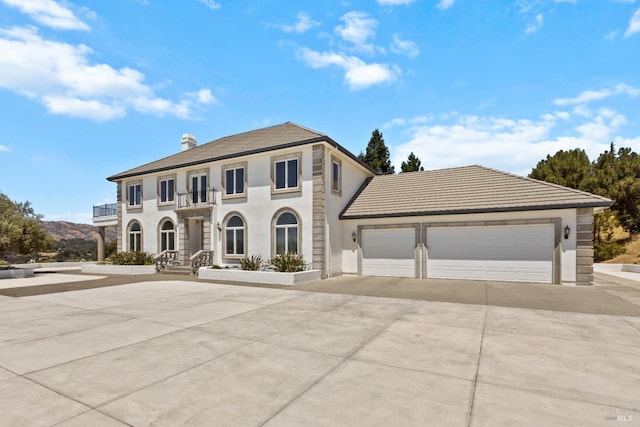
[362,228,416,278]
[426,224,554,283]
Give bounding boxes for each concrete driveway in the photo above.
[0,275,639,426]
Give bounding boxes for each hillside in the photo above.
[42,221,116,242]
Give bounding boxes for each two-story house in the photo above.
[94,122,612,285]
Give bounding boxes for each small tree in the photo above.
[0,193,52,257]
[358,129,395,175]
[401,152,424,172]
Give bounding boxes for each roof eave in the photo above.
[107,134,376,182]
[339,201,613,220]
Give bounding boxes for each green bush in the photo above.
[108,251,155,265]
[594,241,625,262]
[240,255,265,271]
[269,252,306,272]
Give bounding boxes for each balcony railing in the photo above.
[178,189,215,209]
[93,203,117,218]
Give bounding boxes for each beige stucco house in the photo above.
[94,122,612,285]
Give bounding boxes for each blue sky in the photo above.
[0,0,638,224]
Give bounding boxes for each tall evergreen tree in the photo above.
[528,148,591,190]
[358,129,395,175]
[401,152,424,172]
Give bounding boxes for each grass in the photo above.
[604,227,640,264]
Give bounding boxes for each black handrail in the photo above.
[178,189,215,209]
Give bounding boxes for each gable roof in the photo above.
[108,122,373,181]
[340,165,612,219]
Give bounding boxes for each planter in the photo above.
[622,264,640,274]
[82,264,156,275]
[198,268,321,285]
[0,268,35,280]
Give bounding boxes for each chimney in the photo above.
[181,133,197,151]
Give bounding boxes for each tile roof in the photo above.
[108,122,365,181]
[340,165,612,219]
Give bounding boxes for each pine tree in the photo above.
[358,129,395,175]
[401,152,424,172]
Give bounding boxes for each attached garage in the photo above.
[426,224,554,283]
[340,166,613,285]
[361,228,416,278]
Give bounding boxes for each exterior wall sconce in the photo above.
[217,222,222,232]
[564,225,570,240]
[352,231,357,242]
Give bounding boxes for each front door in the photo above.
[188,218,202,256]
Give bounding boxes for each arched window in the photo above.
[225,214,245,256]
[274,211,299,254]
[128,221,142,251]
[160,220,175,251]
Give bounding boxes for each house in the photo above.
[93,122,612,285]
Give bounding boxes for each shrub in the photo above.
[240,255,265,271]
[108,251,155,266]
[594,241,625,262]
[269,252,306,272]
[210,264,222,269]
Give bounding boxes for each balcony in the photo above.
[177,189,215,211]
[93,203,117,226]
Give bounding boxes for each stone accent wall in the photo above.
[312,145,327,278]
[178,216,188,265]
[576,207,595,285]
[116,182,123,253]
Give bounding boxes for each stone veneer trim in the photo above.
[312,145,327,278]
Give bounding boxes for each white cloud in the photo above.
[436,0,455,10]
[391,110,633,176]
[0,26,215,121]
[194,88,217,105]
[553,83,640,105]
[605,30,620,40]
[625,8,640,36]
[45,212,93,224]
[0,145,10,152]
[297,47,399,90]
[335,11,379,53]
[198,0,220,10]
[279,12,320,33]
[1,0,89,31]
[376,0,415,5]
[390,34,420,57]
[525,13,544,34]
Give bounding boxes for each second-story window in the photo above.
[275,158,298,190]
[159,177,175,204]
[127,183,142,208]
[225,167,245,196]
[191,174,208,204]
[332,159,341,194]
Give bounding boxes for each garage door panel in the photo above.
[427,225,553,283]
[362,228,416,278]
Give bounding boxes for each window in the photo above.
[331,159,341,193]
[275,158,298,190]
[224,166,245,196]
[190,173,208,205]
[225,215,245,256]
[274,211,299,254]
[159,177,175,204]
[127,183,142,208]
[160,220,175,251]
[128,221,142,251]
